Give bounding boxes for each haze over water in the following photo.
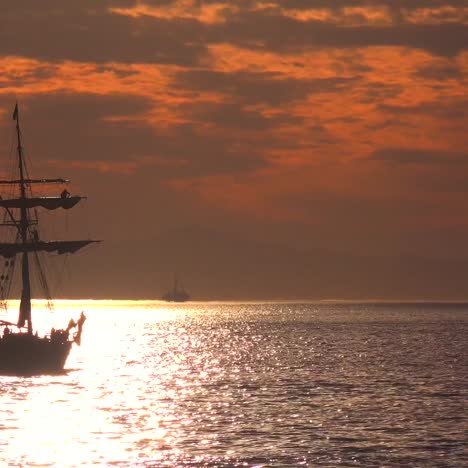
[1,301,466,466]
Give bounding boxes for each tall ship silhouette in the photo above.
[162,274,190,302]
[0,103,100,375]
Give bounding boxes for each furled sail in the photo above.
[0,178,69,185]
[0,196,83,210]
[0,240,99,258]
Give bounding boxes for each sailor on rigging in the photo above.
[61,188,70,199]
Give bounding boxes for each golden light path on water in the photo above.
[2,300,197,466]
[1,300,467,466]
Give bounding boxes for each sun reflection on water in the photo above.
[1,300,197,466]
[0,301,466,466]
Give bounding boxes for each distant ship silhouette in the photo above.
[162,275,190,302]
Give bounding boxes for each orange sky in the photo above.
[0,1,467,300]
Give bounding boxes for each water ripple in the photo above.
[0,302,467,466]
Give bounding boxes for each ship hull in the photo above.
[162,295,190,303]
[0,333,72,375]
[162,291,190,302]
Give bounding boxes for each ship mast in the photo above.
[14,104,33,334]
[0,103,100,332]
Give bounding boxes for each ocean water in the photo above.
[0,301,466,467]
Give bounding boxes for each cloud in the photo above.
[1,92,270,179]
[176,68,360,106]
[0,2,208,66]
[210,10,468,57]
[175,69,312,106]
[278,0,465,9]
[371,147,468,166]
[368,148,468,195]
[1,1,467,68]
[184,101,304,131]
[414,61,463,80]
[378,99,468,120]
